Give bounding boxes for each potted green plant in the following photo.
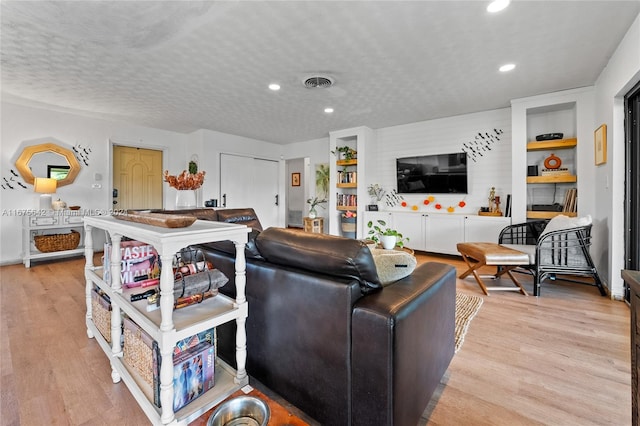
[367,184,385,206]
[366,219,409,249]
[331,146,357,161]
[306,196,327,219]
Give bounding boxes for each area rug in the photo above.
[455,292,483,353]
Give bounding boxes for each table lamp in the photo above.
[34,177,57,209]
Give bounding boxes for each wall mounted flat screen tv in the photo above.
[396,152,468,194]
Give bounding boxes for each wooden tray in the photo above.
[478,211,503,217]
[113,211,196,228]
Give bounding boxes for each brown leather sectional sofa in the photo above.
[160,208,456,426]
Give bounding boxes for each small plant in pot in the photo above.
[331,146,357,161]
[366,219,409,249]
[306,196,326,219]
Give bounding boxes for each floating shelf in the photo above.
[527,211,577,219]
[337,205,357,211]
[527,175,577,184]
[337,183,357,188]
[526,138,577,151]
[336,159,357,166]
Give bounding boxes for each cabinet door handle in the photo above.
[222,194,227,208]
[275,194,279,206]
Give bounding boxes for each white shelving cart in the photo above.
[83,216,250,425]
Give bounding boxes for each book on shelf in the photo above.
[337,171,357,184]
[336,193,357,207]
[152,328,217,409]
[541,168,570,176]
[562,188,578,213]
[103,240,160,288]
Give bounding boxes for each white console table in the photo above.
[83,216,250,425]
[22,211,86,267]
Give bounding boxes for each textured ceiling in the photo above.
[2,1,639,144]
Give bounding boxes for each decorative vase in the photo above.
[380,235,397,250]
[175,190,197,209]
[341,216,357,239]
[308,207,317,219]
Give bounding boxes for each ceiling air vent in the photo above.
[303,76,334,89]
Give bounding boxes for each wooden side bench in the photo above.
[457,242,530,296]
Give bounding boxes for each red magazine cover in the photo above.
[103,240,160,288]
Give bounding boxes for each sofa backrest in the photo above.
[145,207,263,231]
[255,227,381,294]
[216,208,263,231]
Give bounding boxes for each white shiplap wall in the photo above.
[369,108,512,214]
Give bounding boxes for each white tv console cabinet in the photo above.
[364,211,511,255]
[83,216,250,425]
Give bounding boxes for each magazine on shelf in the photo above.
[103,240,160,288]
[153,328,217,408]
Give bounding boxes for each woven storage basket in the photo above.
[123,317,154,387]
[91,290,111,343]
[34,230,80,252]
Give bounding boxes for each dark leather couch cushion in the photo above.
[216,208,263,231]
[197,228,263,260]
[255,227,382,294]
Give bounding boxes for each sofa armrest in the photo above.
[351,261,456,426]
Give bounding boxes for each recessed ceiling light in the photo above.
[268,83,280,91]
[499,63,516,72]
[324,107,334,114]
[487,0,510,13]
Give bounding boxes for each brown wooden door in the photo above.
[113,146,163,210]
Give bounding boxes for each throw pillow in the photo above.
[370,248,417,286]
[541,214,592,236]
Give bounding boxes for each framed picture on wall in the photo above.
[595,124,607,165]
[291,172,301,187]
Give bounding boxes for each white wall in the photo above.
[372,108,512,215]
[593,13,640,299]
[0,102,192,264]
[185,129,285,208]
[0,102,286,265]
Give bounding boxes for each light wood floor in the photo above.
[0,253,631,425]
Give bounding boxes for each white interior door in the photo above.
[220,154,280,228]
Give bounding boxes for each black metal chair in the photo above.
[498,220,607,296]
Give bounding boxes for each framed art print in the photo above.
[595,124,607,165]
[291,172,301,186]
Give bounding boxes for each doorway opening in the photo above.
[285,158,309,228]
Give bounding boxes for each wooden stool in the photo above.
[457,242,529,296]
[303,217,324,233]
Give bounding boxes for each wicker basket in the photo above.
[34,230,81,252]
[91,289,111,343]
[123,317,154,387]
